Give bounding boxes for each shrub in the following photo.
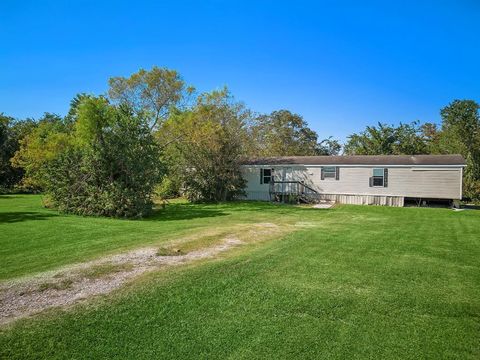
[43,98,162,218]
[155,176,181,199]
[163,89,247,202]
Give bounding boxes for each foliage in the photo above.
[317,136,342,156]
[154,176,181,199]
[344,121,428,155]
[0,114,14,190]
[250,110,340,156]
[437,100,480,201]
[7,65,480,206]
[108,66,194,129]
[11,113,72,191]
[420,122,441,153]
[64,93,93,123]
[343,100,480,201]
[6,68,342,203]
[43,97,162,217]
[0,114,28,191]
[0,115,37,191]
[162,89,247,202]
[440,100,480,155]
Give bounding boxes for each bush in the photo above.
[0,115,37,192]
[463,180,480,204]
[163,89,247,202]
[154,176,181,200]
[43,98,161,218]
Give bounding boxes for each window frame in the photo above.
[262,168,272,184]
[322,166,337,180]
[372,168,385,187]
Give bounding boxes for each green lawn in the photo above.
[1,195,480,359]
[0,195,306,280]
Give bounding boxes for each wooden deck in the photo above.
[268,180,404,206]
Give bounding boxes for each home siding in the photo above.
[241,165,463,202]
[241,166,272,200]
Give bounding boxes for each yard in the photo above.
[1,195,479,359]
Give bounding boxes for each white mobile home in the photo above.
[241,155,466,207]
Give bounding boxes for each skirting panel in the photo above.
[243,191,271,201]
[314,193,404,207]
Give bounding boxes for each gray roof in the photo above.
[242,154,466,166]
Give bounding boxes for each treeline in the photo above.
[343,101,480,201]
[0,67,479,217]
[0,67,339,216]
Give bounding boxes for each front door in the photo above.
[282,167,293,181]
[282,167,293,193]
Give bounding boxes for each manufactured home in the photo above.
[241,155,466,207]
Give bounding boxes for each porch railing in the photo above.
[268,180,318,203]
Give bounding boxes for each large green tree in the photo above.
[12,113,71,191]
[44,97,162,217]
[250,110,340,156]
[436,100,480,201]
[161,89,247,202]
[13,97,162,217]
[0,114,37,191]
[343,100,480,201]
[344,121,428,155]
[108,66,194,130]
[0,114,20,190]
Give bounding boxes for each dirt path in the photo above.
[0,237,244,326]
[0,222,291,327]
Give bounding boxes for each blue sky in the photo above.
[1,1,479,142]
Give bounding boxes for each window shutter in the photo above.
[369,177,373,187]
[384,168,388,187]
[260,169,263,184]
[321,167,325,180]
[335,167,340,180]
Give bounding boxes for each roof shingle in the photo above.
[241,154,465,166]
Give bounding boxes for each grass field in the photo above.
[1,195,480,359]
[0,195,306,280]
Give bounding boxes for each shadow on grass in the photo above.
[0,211,58,224]
[0,195,21,200]
[462,205,480,211]
[144,200,330,222]
[146,204,228,221]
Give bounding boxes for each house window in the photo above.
[322,166,337,179]
[372,168,385,187]
[261,168,272,184]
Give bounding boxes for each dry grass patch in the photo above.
[156,247,186,256]
[38,279,73,292]
[154,222,289,258]
[79,263,134,280]
[0,219,299,326]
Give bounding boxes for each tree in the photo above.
[437,100,480,201]
[0,114,20,190]
[12,96,162,217]
[108,66,194,130]
[420,122,441,153]
[439,100,480,155]
[394,122,429,154]
[317,136,342,156]
[344,121,428,155]
[161,89,247,202]
[43,97,162,217]
[0,115,38,191]
[65,93,93,123]
[250,110,338,156]
[11,113,71,191]
[343,101,480,202]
